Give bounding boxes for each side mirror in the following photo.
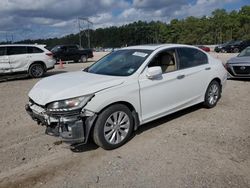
[82,66,89,72]
[146,66,162,79]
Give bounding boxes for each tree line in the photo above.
[6,5,250,48]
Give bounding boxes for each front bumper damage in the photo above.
[25,102,97,145]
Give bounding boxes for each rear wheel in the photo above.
[204,80,221,108]
[93,104,134,150]
[233,48,239,53]
[81,55,87,63]
[28,63,45,78]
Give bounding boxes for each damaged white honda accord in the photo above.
[26,44,227,150]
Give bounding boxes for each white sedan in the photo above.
[26,44,227,149]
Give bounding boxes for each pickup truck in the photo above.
[51,45,93,63]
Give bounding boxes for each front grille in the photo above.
[232,65,250,75]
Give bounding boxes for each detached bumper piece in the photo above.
[25,104,97,145]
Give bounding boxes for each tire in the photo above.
[233,48,239,53]
[81,55,87,63]
[93,104,134,150]
[28,63,45,78]
[204,80,221,108]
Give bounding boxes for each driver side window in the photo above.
[148,49,177,74]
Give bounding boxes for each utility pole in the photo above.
[78,17,93,48]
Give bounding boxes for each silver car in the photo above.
[225,47,250,78]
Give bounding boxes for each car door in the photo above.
[0,47,11,73]
[139,47,211,123]
[27,46,44,64]
[65,46,79,61]
[176,47,212,102]
[7,46,28,72]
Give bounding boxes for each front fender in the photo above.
[84,81,141,121]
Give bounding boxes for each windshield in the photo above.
[238,47,250,57]
[87,49,152,76]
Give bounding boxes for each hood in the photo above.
[227,56,250,64]
[29,71,125,105]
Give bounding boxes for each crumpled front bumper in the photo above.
[25,103,97,145]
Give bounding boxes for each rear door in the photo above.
[176,47,212,103]
[7,46,28,72]
[27,46,44,64]
[0,47,11,73]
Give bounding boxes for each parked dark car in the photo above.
[196,45,210,52]
[51,45,93,63]
[225,47,250,78]
[214,40,235,53]
[224,40,250,53]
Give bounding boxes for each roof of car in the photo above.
[0,44,46,47]
[122,44,196,50]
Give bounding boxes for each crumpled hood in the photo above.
[228,56,250,64]
[29,71,125,105]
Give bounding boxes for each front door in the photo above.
[139,48,188,122]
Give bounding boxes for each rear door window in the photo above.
[7,46,27,55]
[27,47,44,53]
[0,47,6,56]
[177,48,208,69]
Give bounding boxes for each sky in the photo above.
[0,0,249,42]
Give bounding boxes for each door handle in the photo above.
[205,67,211,70]
[177,75,185,79]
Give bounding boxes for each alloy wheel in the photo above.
[104,111,130,145]
[207,83,219,105]
[31,65,44,77]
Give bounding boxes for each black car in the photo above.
[224,40,250,53]
[51,45,93,63]
[214,40,235,53]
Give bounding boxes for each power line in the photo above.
[77,17,93,48]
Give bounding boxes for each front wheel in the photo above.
[204,80,221,108]
[28,63,45,78]
[93,104,134,150]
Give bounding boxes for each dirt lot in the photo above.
[0,52,249,188]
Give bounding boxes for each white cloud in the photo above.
[0,0,243,41]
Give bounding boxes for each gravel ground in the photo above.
[0,52,249,188]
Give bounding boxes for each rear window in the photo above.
[0,47,6,56]
[27,47,44,53]
[7,46,27,55]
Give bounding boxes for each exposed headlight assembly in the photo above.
[47,94,94,112]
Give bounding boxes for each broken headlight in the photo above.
[47,95,94,112]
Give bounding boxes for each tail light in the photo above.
[46,52,53,57]
[223,63,229,70]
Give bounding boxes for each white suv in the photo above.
[0,44,56,78]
